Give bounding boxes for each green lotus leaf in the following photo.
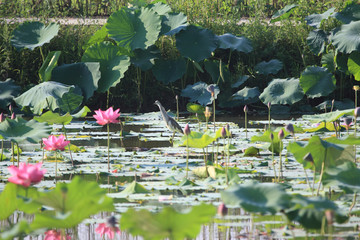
[52,62,100,100]
[71,105,91,118]
[302,109,353,123]
[259,78,304,105]
[120,203,216,240]
[0,117,51,144]
[229,87,260,105]
[175,25,218,62]
[0,79,21,109]
[120,181,149,195]
[186,103,205,114]
[286,194,348,229]
[221,182,291,215]
[14,81,83,115]
[307,29,328,55]
[321,51,335,72]
[305,8,335,28]
[10,21,59,50]
[217,33,253,53]
[335,52,349,73]
[82,41,131,92]
[287,135,353,171]
[270,4,298,22]
[34,111,72,125]
[243,146,260,156]
[177,130,216,148]
[300,66,336,98]
[254,59,283,75]
[152,58,186,84]
[204,59,231,83]
[231,75,249,88]
[332,21,360,54]
[106,7,161,50]
[332,3,360,24]
[161,12,188,35]
[322,161,360,193]
[181,82,220,106]
[131,45,160,70]
[31,177,114,229]
[251,129,287,154]
[0,220,30,240]
[148,2,171,15]
[326,134,360,146]
[39,51,61,82]
[304,121,341,133]
[83,25,108,50]
[348,51,360,80]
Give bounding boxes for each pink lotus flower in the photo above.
[93,107,120,126]
[95,223,121,239]
[8,162,46,187]
[42,135,70,151]
[44,230,71,240]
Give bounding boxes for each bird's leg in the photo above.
[170,131,176,143]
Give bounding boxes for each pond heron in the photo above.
[154,100,183,142]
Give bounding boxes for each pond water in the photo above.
[0,111,359,239]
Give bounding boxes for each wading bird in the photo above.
[154,100,183,142]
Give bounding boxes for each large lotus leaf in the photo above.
[120,204,216,240]
[217,33,253,53]
[270,4,298,22]
[230,87,260,105]
[322,161,360,193]
[304,121,341,133]
[152,58,186,84]
[83,25,108,50]
[0,79,21,109]
[10,22,59,50]
[221,182,291,215]
[175,25,218,62]
[14,81,83,115]
[332,3,360,24]
[31,177,114,229]
[0,117,51,144]
[176,131,216,148]
[82,42,131,92]
[286,194,348,229]
[307,29,328,55]
[186,103,205,114]
[335,52,349,73]
[0,220,30,240]
[161,12,188,35]
[300,66,336,98]
[106,7,161,50]
[52,62,100,100]
[39,51,61,82]
[148,2,171,15]
[131,45,160,70]
[305,8,335,28]
[303,109,353,123]
[348,51,360,80]
[259,78,304,105]
[204,59,231,83]
[332,21,360,54]
[120,181,149,195]
[321,51,335,72]
[231,75,249,88]
[251,129,288,154]
[181,82,220,106]
[34,111,72,125]
[287,135,353,171]
[254,59,283,75]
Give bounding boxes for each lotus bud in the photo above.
[353,85,360,91]
[221,127,226,138]
[204,107,211,118]
[8,104,12,113]
[107,216,117,228]
[278,129,284,140]
[355,107,360,118]
[206,85,215,97]
[217,203,228,217]
[303,152,314,164]
[270,132,274,141]
[184,124,190,135]
[267,102,271,109]
[0,113,4,122]
[175,95,178,100]
[285,123,294,135]
[243,105,248,113]
[11,112,16,120]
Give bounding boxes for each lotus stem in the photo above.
[16,143,20,167]
[63,124,74,167]
[203,148,208,177]
[278,141,283,181]
[11,141,14,165]
[223,138,228,185]
[312,166,316,196]
[55,151,58,179]
[245,110,248,139]
[213,99,216,132]
[349,193,357,215]
[176,96,179,121]
[303,167,312,193]
[317,149,327,196]
[271,139,277,182]
[39,46,45,63]
[186,135,189,179]
[1,139,3,161]
[107,123,110,172]
[355,116,358,163]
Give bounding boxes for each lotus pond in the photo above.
[0,108,360,240]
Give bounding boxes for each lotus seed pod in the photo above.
[107,216,117,228]
[353,85,360,91]
[278,129,284,139]
[217,203,228,217]
[184,124,191,135]
[204,107,211,118]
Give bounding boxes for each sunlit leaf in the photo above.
[39,51,61,82]
[332,21,360,54]
[302,109,353,123]
[186,103,205,114]
[34,111,72,125]
[348,51,360,81]
[176,130,215,148]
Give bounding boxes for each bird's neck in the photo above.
[158,105,169,121]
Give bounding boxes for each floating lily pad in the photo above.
[120,181,150,195]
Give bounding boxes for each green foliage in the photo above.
[0,79,21,109]
[120,203,216,240]
[120,181,149,195]
[152,58,186,84]
[300,66,336,98]
[39,51,61,82]
[34,111,73,125]
[181,82,220,106]
[254,59,283,75]
[176,130,215,149]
